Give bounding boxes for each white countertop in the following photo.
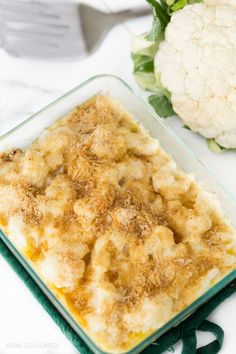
[0,1,235,354]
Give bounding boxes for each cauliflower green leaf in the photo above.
[132,54,159,92]
[131,15,164,58]
[207,139,236,153]
[132,54,154,73]
[148,94,175,118]
[182,129,234,153]
[170,0,187,12]
[145,16,163,42]
[134,72,160,93]
[146,0,170,30]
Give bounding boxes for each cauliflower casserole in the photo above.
[0,96,235,353]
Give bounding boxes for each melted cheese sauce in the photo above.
[0,96,235,353]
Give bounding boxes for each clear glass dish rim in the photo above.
[0,74,235,354]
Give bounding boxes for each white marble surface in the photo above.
[0,1,235,354]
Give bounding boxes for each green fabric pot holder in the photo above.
[0,237,235,354]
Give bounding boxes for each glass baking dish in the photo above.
[0,74,235,354]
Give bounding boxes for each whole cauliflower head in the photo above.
[155,0,236,148]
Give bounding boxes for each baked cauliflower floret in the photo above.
[155,2,236,148]
[98,166,121,190]
[7,215,28,250]
[45,174,76,200]
[37,175,76,219]
[89,282,118,315]
[38,126,76,153]
[39,242,88,289]
[39,253,85,289]
[111,206,137,229]
[127,131,159,156]
[74,183,116,230]
[150,195,164,216]
[67,153,94,183]
[21,149,50,187]
[0,184,22,215]
[0,149,23,183]
[123,295,173,333]
[0,182,39,226]
[117,159,146,182]
[121,179,156,206]
[152,161,193,200]
[90,125,126,160]
[167,200,212,242]
[45,151,63,170]
[144,225,176,257]
[74,198,97,229]
[91,236,112,279]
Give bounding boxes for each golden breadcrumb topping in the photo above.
[0,96,235,353]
